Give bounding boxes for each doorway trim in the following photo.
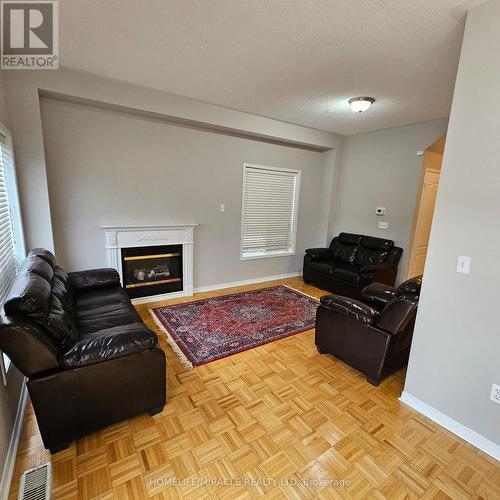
[405,136,445,279]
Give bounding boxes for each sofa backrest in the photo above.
[329,233,362,264]
[0,249,77,376]
[354,236,394,268]
[329,233,397,268]
[396,275,423,298]
[375,295,418,335]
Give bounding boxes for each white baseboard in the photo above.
[194,271,302,294]
[131,290,188,305]
[400,391,500,461]
[0,380,28,499]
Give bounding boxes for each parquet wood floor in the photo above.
[8,278,500,499]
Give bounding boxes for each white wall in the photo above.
[40,97,332,286]
[333,119,448,281]
[404,0,500,451]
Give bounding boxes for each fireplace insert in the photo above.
[121,244,183,299]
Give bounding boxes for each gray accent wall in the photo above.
[333,119,448,282]
[3,69,343,254]
[404,0,500,447]
[39,97,334,286]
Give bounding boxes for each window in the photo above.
[0,123,25,385]
[240,163,301,260]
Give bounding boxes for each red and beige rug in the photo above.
[150,285,318,368]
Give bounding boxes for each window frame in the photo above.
[240,163,301,261]
[0,120,25,385]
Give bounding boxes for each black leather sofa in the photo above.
[315,276,422,386]
[0,248,166,453]
[303,232,402,298]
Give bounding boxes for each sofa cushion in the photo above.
[308,260,334,275]
[27,248,56,268]
[354,237,394,267]
[41,295,79,348]
[76,302,142,335]
[69,268,121,292]
[337,233,363,246]
[332,268,361,285]
[51,273,74,314]
[75,287,130,310]
[54,265,70,287]
[19,255,54,283]
[329,233,361,265]
[361,236,394,251]
[4,271,52,319]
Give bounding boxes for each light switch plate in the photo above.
[456,256,471,274]
[378,221,389,230]
[490,384,500,405]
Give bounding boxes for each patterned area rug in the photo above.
[150,285,318,368]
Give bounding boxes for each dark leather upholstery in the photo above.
[0,249,166,453]
[304,233,402,298]
[69,268,121,291]
[315,276,422,385]
[361,275,423,311]
[305,248,332,261]
[61,323,158,369]
[360,282,397,310]
[319,295,379,324]
[396,275,422,297]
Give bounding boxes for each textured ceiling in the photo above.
[58,0,471,135]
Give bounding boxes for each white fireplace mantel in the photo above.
[101,224,197,304]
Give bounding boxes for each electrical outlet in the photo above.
[378,221,389,230]
[490,384,500,405]
[219,204,225,213]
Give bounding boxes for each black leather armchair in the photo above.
[315,276,422,386]
[0,248,166,453]
[303,233,403,298]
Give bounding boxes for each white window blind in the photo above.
[241,164,301,260]
[0,126,24,384]
[0,134,18,305]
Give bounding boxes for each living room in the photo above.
[0,1,498,498]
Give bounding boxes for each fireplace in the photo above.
[121,244,183,299]
[102,224,196,303]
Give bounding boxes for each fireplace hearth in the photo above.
[121,245,183,299]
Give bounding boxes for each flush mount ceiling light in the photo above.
[348,96,375,113]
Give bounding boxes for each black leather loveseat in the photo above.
[315,276,422,386]
[303,233,402,298]
[0,248,166,453]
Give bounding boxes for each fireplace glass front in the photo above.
[121,244,183,299]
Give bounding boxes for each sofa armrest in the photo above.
[319,295,380,325]
[387,246,403,268]
[68,268,121,291]
[305,248,332,261]
[60,323,158,369]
